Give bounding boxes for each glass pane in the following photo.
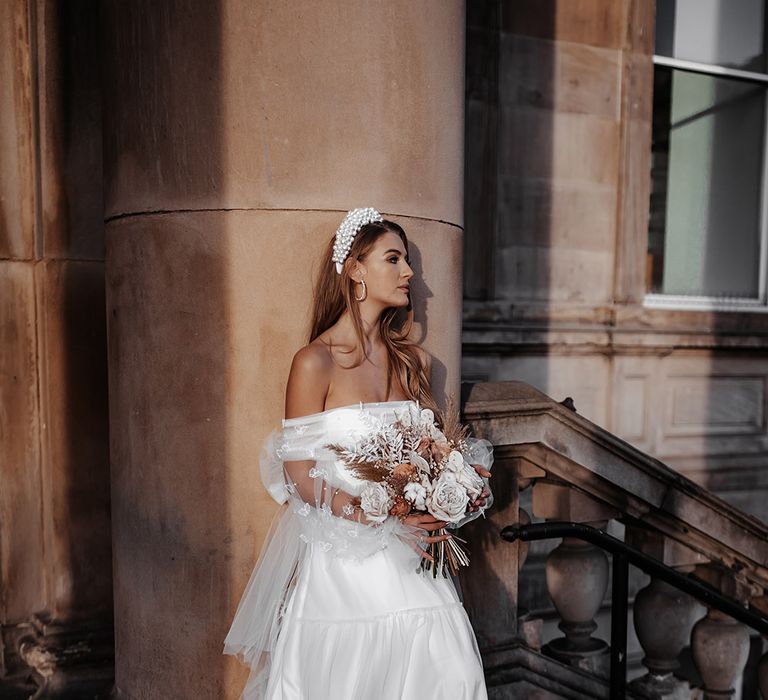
[655,0,767,73]
[648,67,765,298]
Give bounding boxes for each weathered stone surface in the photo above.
[0,0,35,259]
[102,0,464,226]
[484,643,613,699]
[500,0,629,50]
[0,261,45,620]
[35,260,111,619]
[106,174,464,700]
[499,35,620,118]
[460,457,521,652]
[497,107,620,187]
[37,0,104,260]
[464,381,768,590]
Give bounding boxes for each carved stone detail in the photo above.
[630,576,703,698]
[542,535,610,677]
[691,608,750,699]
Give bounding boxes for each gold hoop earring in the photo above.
[354,279,367,302]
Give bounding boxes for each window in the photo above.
[646,0,768,310]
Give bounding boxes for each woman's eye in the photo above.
[388,257,398,263]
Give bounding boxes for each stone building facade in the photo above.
[464,0,768,525]
[2,0,767,698]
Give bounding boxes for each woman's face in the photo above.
[355,231,414,308]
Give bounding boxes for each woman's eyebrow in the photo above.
[383,249,404,255]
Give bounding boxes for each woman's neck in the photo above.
[336,310,381,350]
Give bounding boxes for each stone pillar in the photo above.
[101,1,466,697]
[1,0,111,695]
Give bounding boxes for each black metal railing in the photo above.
[501,521,768,699]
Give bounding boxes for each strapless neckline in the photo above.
[282,399,417,426]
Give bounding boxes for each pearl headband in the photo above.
[332,207,383,274]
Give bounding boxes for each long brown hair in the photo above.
[308,219,439,414]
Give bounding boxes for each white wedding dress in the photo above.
[223,400,493,700]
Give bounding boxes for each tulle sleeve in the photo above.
[223,415,424,697]
[449,437,495,530]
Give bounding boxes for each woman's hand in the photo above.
[400,512,451,562]
[468,464,492,513]
[402,512,448,532]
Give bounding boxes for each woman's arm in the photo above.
[282,345,378,524]
[285,344,330,419]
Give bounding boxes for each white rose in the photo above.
[430,423,449,444]
[408,450,431,474]
[456,464,484,498]
[427,472,470,523]
[360,482,392,523]
[446,450,464,473]
[404,481,428,509]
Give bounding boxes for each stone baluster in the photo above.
[690,565,752,700]
[692,608,749,699]
[631,577,704,697]
[544,533,611,676]
[625,528,708,698]
[532,483,618,677]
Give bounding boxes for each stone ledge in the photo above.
[484,643,649,700]
[463,301,768,351]
[463,381,768,591]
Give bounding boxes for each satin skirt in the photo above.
[263,538,488,700]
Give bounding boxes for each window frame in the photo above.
[644,54,768,311]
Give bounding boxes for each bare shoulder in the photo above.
[290,342,332,374]
[285,342,332,419]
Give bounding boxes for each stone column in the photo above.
[101,1,466,697]
[2,1,111,695]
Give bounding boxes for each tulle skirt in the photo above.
[261,537,488,700]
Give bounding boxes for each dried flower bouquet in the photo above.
[326,399,487,577]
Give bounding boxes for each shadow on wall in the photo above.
[101,1,234,697]
[462,0,558,661]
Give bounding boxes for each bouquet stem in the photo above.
[420,528,470,578]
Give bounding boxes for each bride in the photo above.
[223,208,494,699]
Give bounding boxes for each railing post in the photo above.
[625,527,707,698]
[692,607,750,699]
[610,552,628,698]
[630,576,703,697]
[543,534,610,675]
[691,565,751,700]
[533,484,618,677]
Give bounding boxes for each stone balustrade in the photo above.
[459,381,768,699]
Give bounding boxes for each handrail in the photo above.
[462,381,768,590]
[501,521,768,698]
